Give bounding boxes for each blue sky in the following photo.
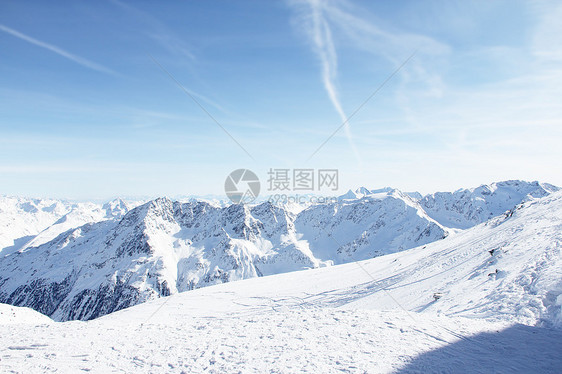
[1,0,561,200]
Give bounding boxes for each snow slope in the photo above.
[0,303,52,325]
[4,303,561,373]
[1,190,561,372]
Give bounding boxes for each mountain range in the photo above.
[0,180,558,321]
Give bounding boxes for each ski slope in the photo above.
[1,191,561,372]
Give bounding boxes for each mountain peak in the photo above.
[338,186,399,200]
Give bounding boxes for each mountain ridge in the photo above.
[0,180,558,321]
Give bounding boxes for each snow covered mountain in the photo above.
[0,196,136,255]
[2,188,562,372]
[295,188,447,263]
[0,180,558,322]
[0,190,447,321]
[0,196,71,252]
[419,180,560,229]
[111,187,562,326]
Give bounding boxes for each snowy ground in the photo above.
[1,192,562,372]
[3,307,561,373]
[1,293,561,373]
[0,304,52,325]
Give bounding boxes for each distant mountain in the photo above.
[0,197,139,255]
[0,180,558,321]
[419,180,560,229]
[0,196,71,252]
[296,188,447,264]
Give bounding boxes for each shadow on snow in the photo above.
[393,323,562,374]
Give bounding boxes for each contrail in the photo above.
[305,0,362,164]
[0,24,117,76]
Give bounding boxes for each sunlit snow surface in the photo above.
[1,190,562,372]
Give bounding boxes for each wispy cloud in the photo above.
[109,2,238,117]
[288,0,449,165]
[0,24,117,75]
[110,0,195,61]
[290,0,361,164]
